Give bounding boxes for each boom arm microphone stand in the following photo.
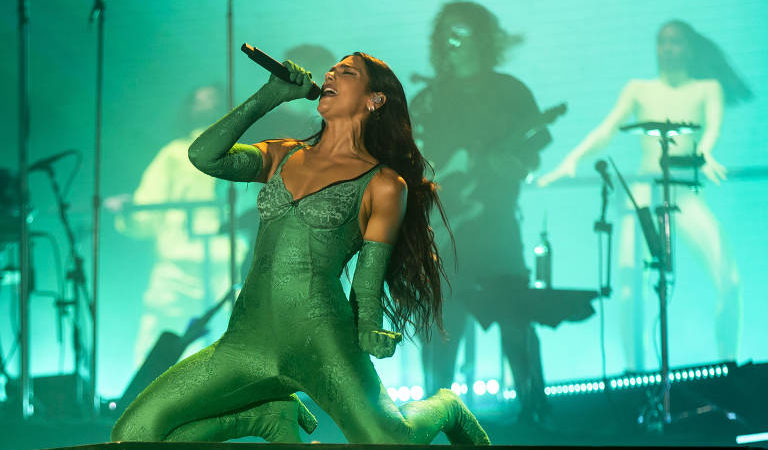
[41,161,91,412]
[608,155,669,430]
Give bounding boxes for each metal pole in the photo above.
[658,131,673,425]
[226,0,238,305]
[89,0,105,415]
[16,0,33,419]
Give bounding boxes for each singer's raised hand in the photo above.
[188,60,317,182]
[262,60,314,103]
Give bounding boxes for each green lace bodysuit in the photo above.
[111,64,490,445]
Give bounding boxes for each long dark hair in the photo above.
[306,52,450,339]
[660,20,753,105]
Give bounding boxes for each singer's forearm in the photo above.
[188,86,284,182]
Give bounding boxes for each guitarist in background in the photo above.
[410,2,556,425]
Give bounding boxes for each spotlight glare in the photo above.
[486,379,500,395]
[451,382,461,395]
[397,386,411,402]
[387,387,398,401]
[473,380,486,396]
[410,385,424,401]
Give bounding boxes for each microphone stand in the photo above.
[653,123,677,430]
[612,120,696,432]
[594,174,613,298]
[17,0,33,419]
[88,0,105,415]
[593,166,613,383]
[42,165,90,414]
[226,0,238,307]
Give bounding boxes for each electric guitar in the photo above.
[432,102,568,245]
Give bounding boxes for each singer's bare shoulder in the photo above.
[251,138,304,183]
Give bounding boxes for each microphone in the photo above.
[594,159,613,190]
[29,150,77,172]
[240,43,321,100]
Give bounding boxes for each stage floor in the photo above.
[2,362,766,450]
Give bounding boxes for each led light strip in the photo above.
[547,363,731,397]
[385,363,732,402]
[736,431,768,444]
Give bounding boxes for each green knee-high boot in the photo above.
[401,389,491,445]
[165,394,317,443]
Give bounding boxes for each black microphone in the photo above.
[241,43,321,100]
[594,159,613,190]
[29,150,77,172]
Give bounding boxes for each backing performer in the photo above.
[111,52,490,445]
[410,2,553,424]
[538,20,752,368]
[113,85,247,366]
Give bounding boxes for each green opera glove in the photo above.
[351,240,403,359]
[188,60,315,181]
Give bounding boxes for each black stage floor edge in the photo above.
[36,444,761,450]
[3,361,767,450]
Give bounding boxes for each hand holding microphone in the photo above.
[241,43,321,101]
